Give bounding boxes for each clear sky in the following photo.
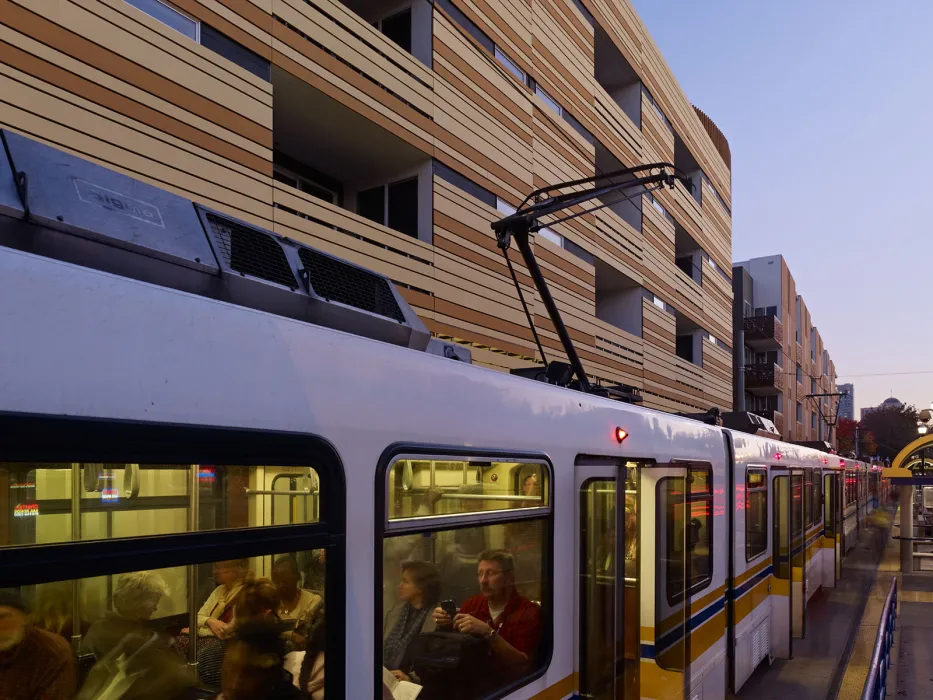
[631,0,933,414]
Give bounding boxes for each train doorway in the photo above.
[577,458,641,700]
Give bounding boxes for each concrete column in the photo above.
[901,485,914,574]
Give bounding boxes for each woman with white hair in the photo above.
[81,571,170,659]
[77,571,194,699]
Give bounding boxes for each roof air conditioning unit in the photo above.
[0,129,429,351]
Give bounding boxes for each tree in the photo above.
[836,418,857,456]
[860,404,919,462]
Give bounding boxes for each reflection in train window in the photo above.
[663,465,713,604]
[7,550,326,697]
[809,472,821,528]
[0,464,320,547]
[381,455,550,700]
[803,470,812,529]
[386,459,548,521]
[746,469,767,561]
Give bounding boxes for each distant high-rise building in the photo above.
[837,383,854,421]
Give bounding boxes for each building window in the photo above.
[200,25,270,80]
[273,166,337,204]
[382,456,550,697]
[494,46,525,82]
[796,364,803,384]
[642,87,673,133]
[796,402,803,423]
[358,179,418,238]
[125,0,199,40]
[646,193,673,223]
[746,469,767,561]
[375,8,412,53]
[434,161,495,207]
[810,378,817,394]
[534,84,562,116]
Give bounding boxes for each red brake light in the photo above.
[615,427,628,443]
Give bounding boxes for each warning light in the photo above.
[773,452,782,461]
[823,458,829,465]
[840,459,846,468]
[615,428,629,443]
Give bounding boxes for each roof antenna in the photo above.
[492,162,691,400]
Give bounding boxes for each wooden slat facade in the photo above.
[1,0,733,413]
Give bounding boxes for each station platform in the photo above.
[733,507,900,700]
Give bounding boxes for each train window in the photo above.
[810,473,821,527]
[803,470,812,528]
[746,469,767,561]
[380,455,551,700]
[662,465,713,604]
[0,463,321,547]
[3,549,326,697]
[386,459,548,522]
[824,474,835,539]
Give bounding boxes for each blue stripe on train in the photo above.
[644,564,775,658]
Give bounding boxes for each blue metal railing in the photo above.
[861,577,898,700]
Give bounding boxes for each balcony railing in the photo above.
[743,314,783,349]
[745,363,784,394]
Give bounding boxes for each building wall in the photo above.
[0,0,732,413]
[735,255,838,447]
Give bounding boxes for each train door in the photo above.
[653,463,699,700]
[823,472,840,586]
[578,459,640,700]
[771,472,791,658]
[789,471,805,639]
[771,470,804,654]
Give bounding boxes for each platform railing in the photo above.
[860,577,898,700]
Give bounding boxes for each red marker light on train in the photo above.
[823,458,829,465]
[615,428,629,443]
[840,459,846,468]
[773,452,782,460]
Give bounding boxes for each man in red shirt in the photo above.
[433,549,541,683]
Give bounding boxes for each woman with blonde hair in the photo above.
[197,575,281,689]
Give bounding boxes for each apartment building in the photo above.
[0,0,732,413]
[733,256,838,445]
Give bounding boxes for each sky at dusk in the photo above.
[631,0,933,414]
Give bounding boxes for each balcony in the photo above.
[745,363,784,394]
[743,314,783,349]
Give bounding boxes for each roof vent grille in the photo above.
[297,247,405,323]
[205,212,298,290]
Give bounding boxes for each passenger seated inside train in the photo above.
[78,571,193,699]
[217,619,304,700]
[0,588,77,700]
[284,612,326,698]
[382,561,440,682]
[271,555,322,651]
[196,576,282,689]
[178,558,250,652]
[431,550,541,692]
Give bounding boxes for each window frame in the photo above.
[374,443,555,700]
[0,411,347,696]
[658,462,714,606]
[745,467,768,562]
[125,0,200,42]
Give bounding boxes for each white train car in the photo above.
[0,133,865,700]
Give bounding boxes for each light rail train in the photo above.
[0,131,890,700]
